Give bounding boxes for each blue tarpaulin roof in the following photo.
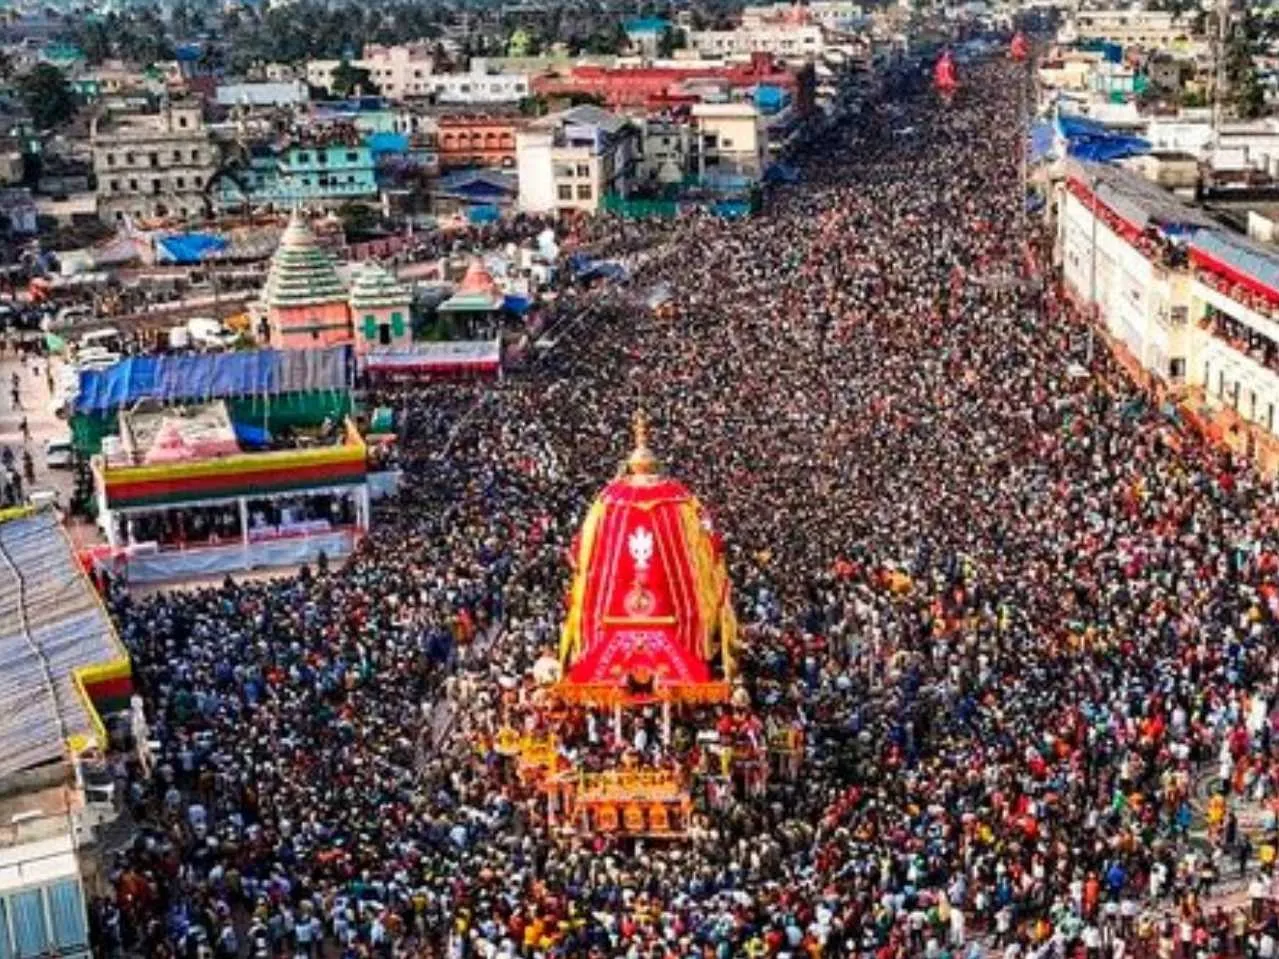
[232,421,271,448]
[1029,121,1056,162]
[1056,113,1149,163]
[155,233,228,265]
[466,205,500,224]
[366,131,409,154]
[764,163,800,185]
[624,16,668,33]
[1067,135,1150,162]
[503,294,532,315]
[1056,113,1114,139]
[755,85,788,113]
[568,253,628,282]
[711,200,752,219]
[1078,40,1123,63]
[74,347,351,415]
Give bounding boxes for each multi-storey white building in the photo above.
[91,99,218,223]
[686,24,826,61]
[429,69,530,105]
[1056,159,1279,461]
[691,102,765,177]
[1057,8,1204,51]
[742,1,862,30]
[637,116,692,185]
[308,44,436,100]
[516,105,639,214]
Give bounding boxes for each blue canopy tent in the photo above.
[1028,121,1056,163]
[764,163,801,185]
[568,253,628,282]
[232,421,272,449]
[365,132,409,156]
[1067,135,1151,162]
[711,200,752,219]
[466,205,500,224]
[155,233,229,266]
[503,294,532,315]
[1055,113,1150,164]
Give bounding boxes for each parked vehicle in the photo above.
[44,437,74,469]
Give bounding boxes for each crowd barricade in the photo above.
[123,529,355,584]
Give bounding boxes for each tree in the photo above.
[18,64,77,131]
[656,26,684,58]
[337,201,379,238]
[330,60,377,98]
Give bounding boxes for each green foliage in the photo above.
[1180,88,1208,108]
[330,60,378,98]
[17,64,77,131]
[656,26,685,58]
[337,202,379,238]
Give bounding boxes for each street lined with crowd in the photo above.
[95,58,1279,959]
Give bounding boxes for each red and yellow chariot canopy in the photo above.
[558,415,737,706]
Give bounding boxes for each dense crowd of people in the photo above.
[92,57,1279,959]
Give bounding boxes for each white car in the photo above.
[44,438,73,469]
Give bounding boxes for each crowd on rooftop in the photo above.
[89,57,1279,959]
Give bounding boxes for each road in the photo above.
[0,350,98,545]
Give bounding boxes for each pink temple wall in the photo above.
[268,302,353,350]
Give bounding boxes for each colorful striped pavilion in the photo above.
[91,401,371,585]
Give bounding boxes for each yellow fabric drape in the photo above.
[559,498,606,663]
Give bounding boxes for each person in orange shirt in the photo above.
[1083,873,1100,919]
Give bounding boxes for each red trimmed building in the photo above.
[92,403,373,584]
[532,53,814,114]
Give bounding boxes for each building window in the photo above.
[722,138,733,148]
[557,184,573,201]
[106,153,115,166]
[576,184,592,200]
[148,152,158,167]
[12,888,49,956]
[49,879,90,950]
[128,178,138,191]
[575,163,589,178]
[297,152,310,163]
[316,152,328,165]
[151,179,161,194]
[124,152,135,164]
[346,151,359,162]
[176,176,185,189]
[178,115,188,128]
[311,328,320,340]
[193,176,202,187]
[109,179,119,192]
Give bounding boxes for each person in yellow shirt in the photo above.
[1259,840,1276,870]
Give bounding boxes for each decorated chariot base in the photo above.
[483,415,805,838]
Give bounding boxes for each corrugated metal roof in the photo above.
[1191,229,1279,295]
[0,513,125,777]
[1067,158,1217,234]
